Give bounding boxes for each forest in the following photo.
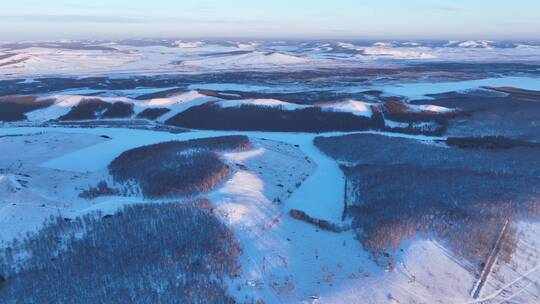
[107,136,251,198]
[315,133,540,271]
[0,200,241,303]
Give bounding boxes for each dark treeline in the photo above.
[59,99,133,120]
[446,136,540,149]
[0,96,54,122]
[108,136,251,198]
[316,133,540,271]
[166,102,452,135]
[166,103,385,133]
[136,107,171,120]
[0,200,241,303]
[198,89,376,105]
[133,88,186,100]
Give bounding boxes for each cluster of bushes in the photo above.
[136,108,171,120]
[0,200,241,303]
[58,99,134,120]
[79,181,118,199]
[0,96,54,122]
[108,136,251,198]
[316,133,540,271]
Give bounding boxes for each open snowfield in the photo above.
[1,38,540,303]
[2,40,540,78]
[1,126,536,303]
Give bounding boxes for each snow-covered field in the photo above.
[1,38,540,303]
[1,126,536,303]
[2,39,540,78]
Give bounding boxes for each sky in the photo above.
[1,0,539,41]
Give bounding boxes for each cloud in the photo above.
[427,5,463,12]
[0,14,146,24]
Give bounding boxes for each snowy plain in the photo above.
[0,126,476,303]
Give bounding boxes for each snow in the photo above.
[216,98,375,118]
[377,76,540,99]
[149,91,215,122]
[182,51,309,68]
[174,40,205,48]
[217,99,307,111]
[26,95,84,121]
[2,40,540,78]
[457,40,495,49]
[320,100,374,117]
[385,120,410,129]
[224,148,266,164]
[337,42,356,49]
[0,126,537,303]
[361,48,437,60]
[413,104,454,113]
[188,83,300,93]
[49,86,180,98]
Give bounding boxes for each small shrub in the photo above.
[79,181,118,199]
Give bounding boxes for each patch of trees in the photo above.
[0,200,241,303]
[166,103,386,133]
[0,96,54,122]
[58,98,109,120]
[58,99,134,120]
[108,136,251,198]
[136,107,171,120]
[101,101,134,118]
[289,209,349,233]
[446,136,540,149]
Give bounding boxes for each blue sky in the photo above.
[1,0,539,40]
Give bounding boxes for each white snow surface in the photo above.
[217,99,307,111]
[376,76,540,99]
[182,51,309,68]
[320,100,374,117]
[2,40,540,78]
[0,127,536,303]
